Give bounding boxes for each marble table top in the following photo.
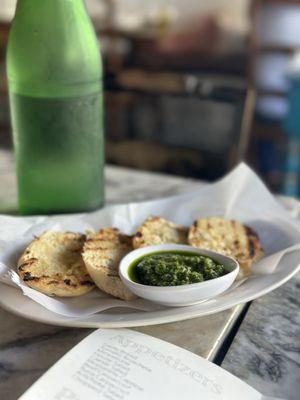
[0,149,299,400]
[222,274,300,400]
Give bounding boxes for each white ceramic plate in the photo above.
[0,193,299,328]
[0,248,299,328]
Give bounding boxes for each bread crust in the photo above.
[18,231,95,297]
[188,217,264,274]
[133,216,187,249]
[82,228,136,301]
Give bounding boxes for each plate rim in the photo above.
[0,261,299,328]
[0,195,299,328]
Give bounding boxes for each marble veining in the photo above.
[0,312,92,400]
[222,273,300,400]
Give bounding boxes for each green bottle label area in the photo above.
[10,92,104,214]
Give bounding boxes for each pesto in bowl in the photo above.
[128,251,227,287]
[119,244,239,307]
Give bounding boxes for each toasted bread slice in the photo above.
[18,231,95,297]
[133,216,187,249]
[188,217,264,274]
[82,228,136,301]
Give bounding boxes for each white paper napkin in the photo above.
[0,163,299,317]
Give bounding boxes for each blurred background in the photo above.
[1,0,300,197]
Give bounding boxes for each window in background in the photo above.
[250,0,300,195]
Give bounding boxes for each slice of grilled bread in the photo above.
[188,217,264,274]
[82,228,136,301]
[18,231,95,297]
[133,216,187,249]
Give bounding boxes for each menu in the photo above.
[19,329,282,400]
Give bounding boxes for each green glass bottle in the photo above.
[7,0,104,215]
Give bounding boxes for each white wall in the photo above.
[0,0,17,21]
[0,0,249,30]
[116,0,245,17]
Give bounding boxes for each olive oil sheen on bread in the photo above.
[7,0,104,214]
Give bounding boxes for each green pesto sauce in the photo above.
[128,251,227,287]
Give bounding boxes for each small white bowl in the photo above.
[119,244,239,307]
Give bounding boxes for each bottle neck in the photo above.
[8,0,101,98]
